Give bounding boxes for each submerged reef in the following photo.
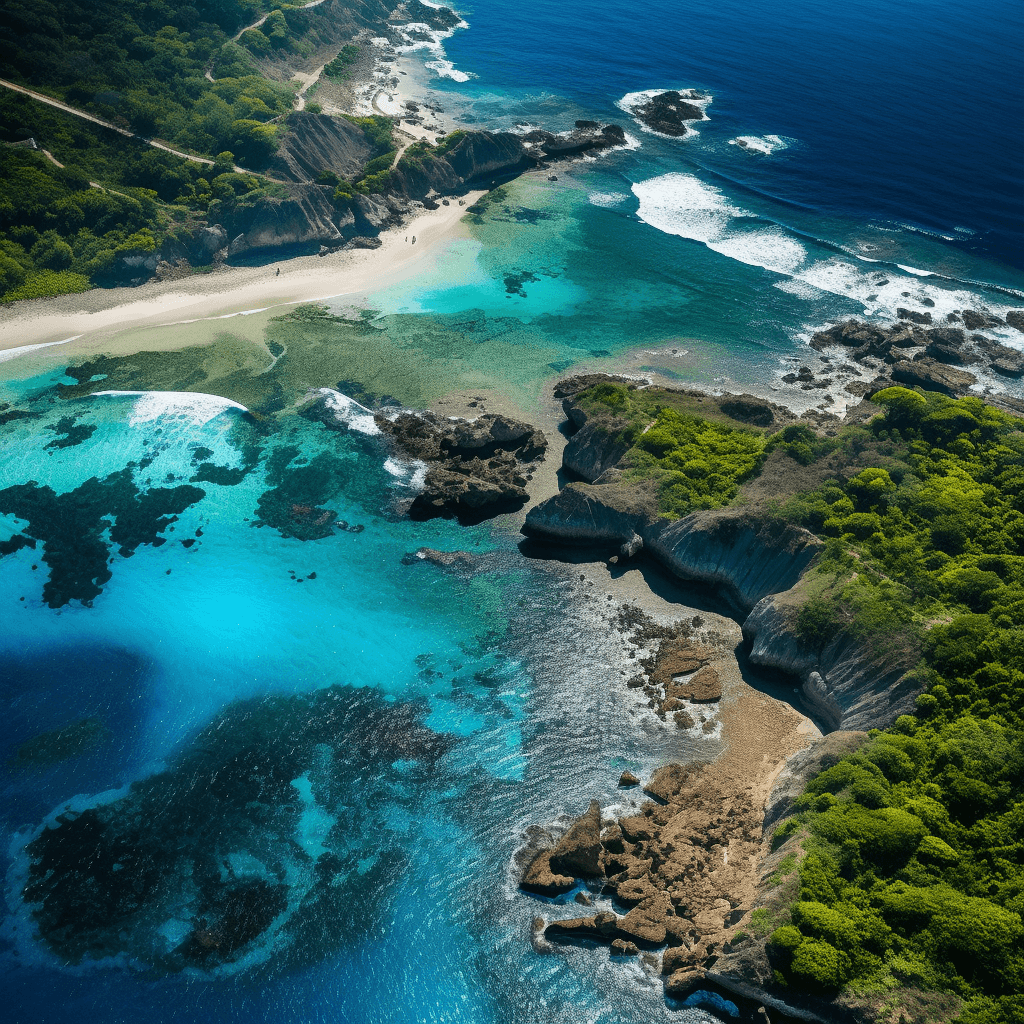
[20,686,454,972]
[0,470,205,607]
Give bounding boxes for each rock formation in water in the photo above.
[631,90,707,135]
[375,409,548,521]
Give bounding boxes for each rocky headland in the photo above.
[512,353,1024,1021]
[774,312,1024,413]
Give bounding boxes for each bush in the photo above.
[789,938,846,989]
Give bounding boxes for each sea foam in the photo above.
[729,134,791,155]
[92,390,249,426]
[315,388,381,435]
[632,172,1023,322]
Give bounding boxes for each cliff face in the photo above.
[267,112,373,184]
[225,185,352,256]
[524,378,924,733]
[742,596,921,731]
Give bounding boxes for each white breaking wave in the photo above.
[588,191,629,208]
[424,58,471,82]
[631,172,1022,321]
[92,390,249,426]
[384,456,428,491]
[729,134,791,155]
[315,388,380,435]
[631,173,807,275]
[391,13,473,82]
[0,336,78,364]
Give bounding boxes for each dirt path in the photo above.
[0,77,282,179]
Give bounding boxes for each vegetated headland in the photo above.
[0,0,624,307]
[512,363,1024,1024]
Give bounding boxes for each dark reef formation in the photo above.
[0,470,206,607]
[20,686,454,971]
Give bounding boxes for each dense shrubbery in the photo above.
[0,1,295,161]
[576,382,768,518]
[760,388,1024,1022]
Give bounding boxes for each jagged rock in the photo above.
[401,547,474,568]
[671,665,722,703]
[897,307,932,324]
[198,224,228,253]
[376,410,546,521]
[520,850,575,897]
[976,338,1024,378]
[618,771,641,788]
[617,892,673,946]
[345,236,383,249]
[574,891,593,906]
[960,309,1003,331]
[644,764,690,803]
[632,91,705,136]
[892,356,976,396]
[1006,310,1024,332]
[352,194,393,232]
[549,800,603,878]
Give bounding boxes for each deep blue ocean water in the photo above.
[1,2,1022,1022]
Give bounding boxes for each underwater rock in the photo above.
[20,686,455,971]
[10,717,110,767]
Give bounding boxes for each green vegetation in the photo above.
[323,43,361,80]
[753,388,1024,1022]
[570,380,1024,1018]
[0,1,295,160]
[576,382,768,518]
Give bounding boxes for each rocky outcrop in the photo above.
[520,801,602,897]
[632,90,706,136]
[225,184,350,257]
[806,316,1024,394]
[376,410,547,521]
[891,355,976,396]
[389,125,628,202]
[268,111,373,184]
[741,594,923,731]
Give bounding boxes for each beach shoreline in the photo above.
[0,190,485,358]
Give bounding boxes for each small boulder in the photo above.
[610,938,640,957]
[618,771,640,788]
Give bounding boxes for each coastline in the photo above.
[0,191,484,357]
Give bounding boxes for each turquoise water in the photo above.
[2,1,1023,1021]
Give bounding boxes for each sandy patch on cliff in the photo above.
[0,192,485,359]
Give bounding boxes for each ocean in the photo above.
[0,1,1022,1022]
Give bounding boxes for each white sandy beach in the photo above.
[0,190,485,359]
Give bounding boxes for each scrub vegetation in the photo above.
[576,380,1024,1022]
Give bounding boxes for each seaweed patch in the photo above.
[0,470,206,607]
[20,686,454,972]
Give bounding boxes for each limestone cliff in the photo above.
[524,376,923,733]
